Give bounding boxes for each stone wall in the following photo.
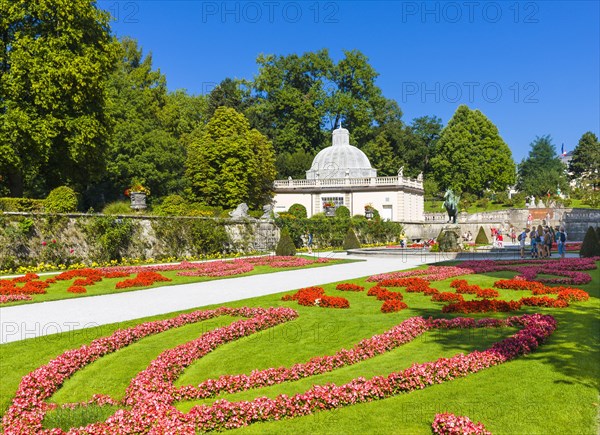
[407,208,600,241]
[0,213,280,269]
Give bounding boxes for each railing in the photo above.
[274,176,423,189]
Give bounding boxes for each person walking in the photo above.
[510,227,517,244]
[519,228,528,259]
[306,231,313,254]
[529,228,537,258]
[557,226,567,258]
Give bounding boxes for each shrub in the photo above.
[475,226,489,245]
[44,186,78,213]
[580,226,600,258]
[335,205,350,218]
[275,228,296,256]
[342,228,361,250]
[0,198,45,212]
[288,203,307,218]
[155,195,188,216]
[102,201,135,215]
[84,217,136,262]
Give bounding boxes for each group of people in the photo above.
[518,225,567,259]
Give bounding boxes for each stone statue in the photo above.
[442,188,460,224]
[397,166,404,177]
[229,203,250,219]
[260,204,278,219]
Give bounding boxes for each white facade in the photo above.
[273,126,425,222]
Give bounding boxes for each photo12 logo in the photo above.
[401,81,540,104]
[101,1,140,24]
[201,2,340,24]
[400,2,540,24]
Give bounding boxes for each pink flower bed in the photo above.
[2,306,298,434]
[0,294,32,304]
[367,266,473,283]
[432,413,491,435]
[3,311,556,434]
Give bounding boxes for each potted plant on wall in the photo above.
[125,182,150,210]
[322,201,336,217]
[364,203,375,220]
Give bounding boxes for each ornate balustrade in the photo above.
[274,176,423,190]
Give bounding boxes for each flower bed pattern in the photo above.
[3,311,556,434]
[0,257,333,304]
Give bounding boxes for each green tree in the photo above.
[206,78,251,119]
[363,132,402,176]
[569,131,600,189]
[275,149,313,179]
[186,107,276,209]
[102,38,188,201]
[0,0,119,197]
[249,50,331,156]
[430,105,516,196]
[407,115,443,175]
[517,135,569,198]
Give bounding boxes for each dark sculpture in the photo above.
[443,189,460,224]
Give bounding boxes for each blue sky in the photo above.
[99,0,599,162]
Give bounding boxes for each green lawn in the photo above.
[0,256,351,306]
[1,262,598,434]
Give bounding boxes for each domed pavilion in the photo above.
[273,125,424,221]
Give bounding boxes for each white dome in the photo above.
[306,127,377,179]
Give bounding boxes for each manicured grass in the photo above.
[1,261,598,434]
[0,255,352,306]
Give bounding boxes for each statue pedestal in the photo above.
[439,225,461,251]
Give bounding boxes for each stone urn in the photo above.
[130,192,147,210]
[324,206,336,217]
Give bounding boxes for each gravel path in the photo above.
[0,253,425,344]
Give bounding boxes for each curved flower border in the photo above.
[3,311,555,434]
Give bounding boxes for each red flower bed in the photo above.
[282,286,349,309]
[476,288,499,299]
[115,271,172,289]
[557,289,589,302]
[67,286,87,294]
[367,286,403,301]
[335,283,365,292]
[73,278,96,286]
[12,273,39,283]
[55,269,103,281]
[493,278,544,292]
[319,296,350,308]
[423,287,440,296]
[443,299,522,313]
[520,296,568,308]
[381,300,408,313]
[432,292,464,303]
[102,271,131,279]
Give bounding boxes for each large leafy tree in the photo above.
[430,105,516,196]
[102,38,198,201]
[517,135,569,197]
[363,132,402,176]
[569,131,600,188]
[186,107,275,209]
[0,0,119,197]
[206,78,251,120]
[248,49,402,178]
[249,50,331,157]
